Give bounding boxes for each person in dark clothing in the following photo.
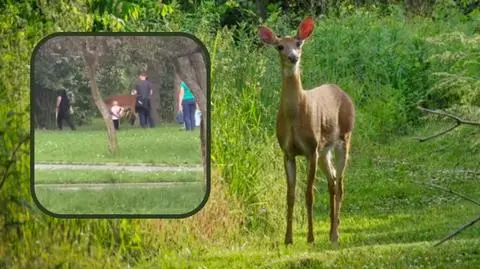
[56,89,76,130]
[132,72,154,128]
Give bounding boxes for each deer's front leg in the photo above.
[284,154,296,245]
[306,151,318,243]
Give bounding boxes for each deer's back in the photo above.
[306,84,355,138]
[104,95,136,109]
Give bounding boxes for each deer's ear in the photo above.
[258,26,278,45]
[297,16,315,40]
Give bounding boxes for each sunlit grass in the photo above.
[35,182,206,215]
[34,120,201,165]
[34,170,203,184]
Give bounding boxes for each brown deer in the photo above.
[258,17,355,246]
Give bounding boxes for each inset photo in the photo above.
[31,33,210,217]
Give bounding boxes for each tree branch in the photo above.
[416,106,480,142]
[168,47,202,61]
[434,213,480,247]
[413,180,480,246]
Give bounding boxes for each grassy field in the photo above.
[35,182,206,215]
[33,119,206,215]
[35,170,203,184]
[156,239,480,268]
[34,120,202,165]
[145,123,480,268]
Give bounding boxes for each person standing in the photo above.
[132,72,154,128]
[110,100,123,130]
[56,89,76,130]
[178,81,196,131]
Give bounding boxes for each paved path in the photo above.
[35,181,204,190]
[35,163,203,172]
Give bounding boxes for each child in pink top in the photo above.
[111,100,123,130]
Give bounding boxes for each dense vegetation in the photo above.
[1,0,479,267]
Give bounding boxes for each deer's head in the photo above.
[258,17,315,74]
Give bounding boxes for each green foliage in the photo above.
[425,31,480,108]
[34,54,94,127]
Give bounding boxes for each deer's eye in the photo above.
[277,45,284,51]
[296,41,302,47]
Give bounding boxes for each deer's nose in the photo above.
[288,54,298,63]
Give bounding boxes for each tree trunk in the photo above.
[282,0,289,11]
[256,0,268,21]
[174,54,207,167]
[190,53,208,168]
[83,38,118,153]
[146,69,161,125]
[147,59,177,123]
[85,66,118,152]
[404,0,436,17]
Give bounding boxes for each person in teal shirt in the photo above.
[178,81,196,131]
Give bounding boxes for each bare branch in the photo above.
[414,180,480,207]
[417,123,461,142]
[418,106,480,125]
[413,180,480,246]
[416,106,480,142]
[434,214,480,247]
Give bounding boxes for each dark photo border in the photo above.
[30,32,211,219]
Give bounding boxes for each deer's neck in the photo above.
[280,63,304,116]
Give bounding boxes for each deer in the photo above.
[258,16,355,246]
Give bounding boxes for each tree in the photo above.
[36,35,122,152]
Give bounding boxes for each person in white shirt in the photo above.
[110,100,123,130]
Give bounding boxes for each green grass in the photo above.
[141,123,480,268]
[34,170,203,184]
[34,119,201,165]
[34,182,206,214]
[159,239,480,268]
[33,120,206,215]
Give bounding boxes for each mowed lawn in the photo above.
[35,170,203,184]
[33,119,206,215]
[149,124,480,268]
[34,119,202,165]
[35,182,206,215]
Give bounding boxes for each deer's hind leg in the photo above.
[334,132,352,242]
[318,146,338,244]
